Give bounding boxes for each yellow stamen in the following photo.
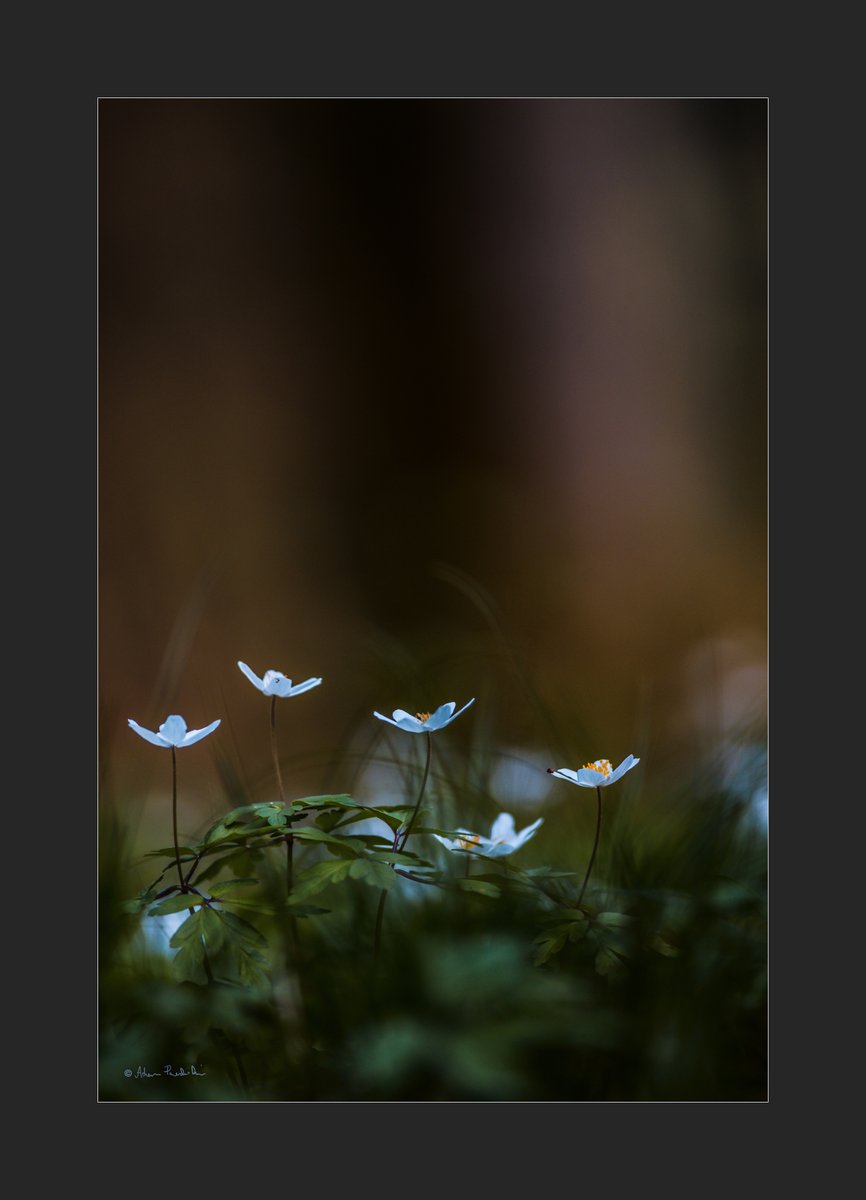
[415,711,431,722]
[581,758,612,776]
[457,834,481,850]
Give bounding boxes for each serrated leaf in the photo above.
[292,794,357,809]
[348,859,398,890]
[170,910,204,949]
[457,878,501,899]
[595,912,633,929]
[289,859,353,902]
[216,909,267,948]
[286,904,331,917]
[533,927,569,965]
[200,906,225,954]
[208,878,259,896]
[595,946,627,979]
[291,827,365,853]
[147,893,203,916]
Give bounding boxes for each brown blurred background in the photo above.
[99,99,766,842]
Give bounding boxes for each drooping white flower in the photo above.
[237,661,323,698]
[128,714,221,748]
[547,755,640,788]
[373,699,475,733]
[434,812,543,859]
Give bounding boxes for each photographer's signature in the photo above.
[124,1065,206,1079]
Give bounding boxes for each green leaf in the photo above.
[143,846,196,859]
[286,903,331,917]
[348,859,397,890]
[216,909,267,948]
[291,827,366,854]
[457,878,501,899]
[208,878,259,896]
[170,910,204,948]
[147,893,203,916]
[291,794,357,810]
[288,859,354,902]
[595,946,627,979]
[595,912,633,929]
[200,906,225,954]
[533,927,570,965]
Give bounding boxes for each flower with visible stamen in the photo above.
[547,755,639,789]
[373,699,475,733]
[434,812,543,858]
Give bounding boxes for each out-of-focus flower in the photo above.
[434,812,543,858]
[373,700,475,733]
[237,661,323,698]
[128,714,221,748]
[547,755,639,788]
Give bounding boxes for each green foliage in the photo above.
[103,771,766,1100]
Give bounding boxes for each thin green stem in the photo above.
[171,747,184,891]
[397,732,432,852]
[270,697,287,804]
[576,786,603,909]
[374,732,433,966]
[270,696,295,898]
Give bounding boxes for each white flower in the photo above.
[434,812,543,858]
[237,661,323,698]
[373,699,475,733]
[547,755,640,788]
[128,714,221,748]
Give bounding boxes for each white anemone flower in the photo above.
[127,713,221,748]
[373,699,475,733]
[434,812,543,858]
[547,755,640,788]
[237,661,323,698]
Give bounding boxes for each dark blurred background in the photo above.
[99,99,766,851]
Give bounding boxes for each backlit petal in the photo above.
[287,677,323,696]
[128,718,168,748]
[180,718,221,746]
[237,661,265,692]
[158,715,189,746]
[490,813,516,842]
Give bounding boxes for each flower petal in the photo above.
[287,677,323,697]
[451,698,476,722]
[373,710,402,729]
[390,710,427,732]
[482,841,514,858]
[548,767,589,787]
[128,718,168,747]
[238,661,266,692]
[490,813,517,842]
[180,718,221,746]
[513,817,544,847]
[606,754,640,785]
[423,702,457,731]
[261,670,290,696]
[158,715,189,746]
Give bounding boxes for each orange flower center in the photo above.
[582,758,612,776]
[415,711,431,722]
[457,834,481,850]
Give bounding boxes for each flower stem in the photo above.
[270,696,295,897]
[270,697,286,804]
[374,732,433,966]
[171,746,184,891]
[576,786,603,909]
[397,732,432,852]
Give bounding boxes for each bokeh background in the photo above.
[99,98,766,867]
